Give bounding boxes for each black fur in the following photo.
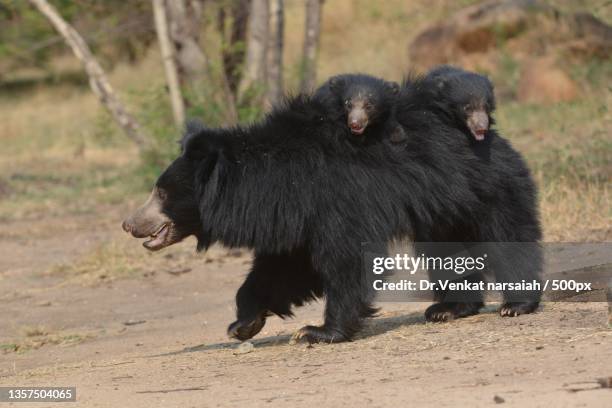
[423,65,496,119]
[418,66,496,159]
[396,74,542,320]
[314,73,405,143]
[151,87,541,343]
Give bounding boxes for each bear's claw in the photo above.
[425,302,483,322]
[289,325,348,345]
[228,313,268,341]
[499,301,539,317]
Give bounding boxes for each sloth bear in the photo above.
[316,69,496,148]
[122,86,541,343]
[314,74,407,144]
[422,65,496,143]
[417,66,497,161]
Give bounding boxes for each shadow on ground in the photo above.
[149,310,432,357]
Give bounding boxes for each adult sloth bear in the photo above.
[122,85,541,344]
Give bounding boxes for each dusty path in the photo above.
[1,212,611,407]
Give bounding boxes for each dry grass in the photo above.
[48,236,249,286]
[1,327,94,354]
[495,94,611,241]
[48,237,195,285]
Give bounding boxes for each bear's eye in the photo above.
[344,99,351,108]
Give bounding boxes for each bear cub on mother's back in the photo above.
[422,66,496,143]
[314,73,406,143]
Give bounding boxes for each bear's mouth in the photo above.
[350,124,366,135]
[143,222,174,251]
[472,129,486,141]
[122,187,187,252]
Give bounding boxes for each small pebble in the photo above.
[234,341,254,355]
[494,395,505,404]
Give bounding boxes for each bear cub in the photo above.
[422,65,496,143]
[314,73,407,144]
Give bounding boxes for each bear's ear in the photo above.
[182,128,228,161]
[385,81,400,95]
[328,76,345,93]
[184,118,206,137]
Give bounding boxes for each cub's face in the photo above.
[462,99,490,141]
[328,76,399,136]
[442,74,495,142]
[122,156,202,251]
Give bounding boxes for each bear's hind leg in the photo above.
[292,255,375,344]
[421,243,485,322]
[493,243,542,317]
[425,301,484,322]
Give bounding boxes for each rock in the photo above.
[517,57,579,104]
[565,13,612,59]
[494,395,505,403]
[408,0,611,72]
[233,341,254,355]
[409,0,551,70]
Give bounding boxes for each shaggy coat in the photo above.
[144,83,541,342]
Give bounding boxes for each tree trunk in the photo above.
[265,0,284,108]
[166,0,238,124]
[152,0,185,126]
[28,0,149,150]
[238,0,269,103]
[165,0,208,86]
[218,0,251,96]
[300,0,322,93]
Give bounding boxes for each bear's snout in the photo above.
[121,219,133,234]
[121,187,170,239]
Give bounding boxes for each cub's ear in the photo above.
[328,76,345,92]
[385,81,400,95]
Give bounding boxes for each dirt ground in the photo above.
[1,206,611,408]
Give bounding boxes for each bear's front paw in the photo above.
[500,301,539,317]
[289,325,348,345]
[228,313,268,341]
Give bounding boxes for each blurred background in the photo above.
[0,0,610,289]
